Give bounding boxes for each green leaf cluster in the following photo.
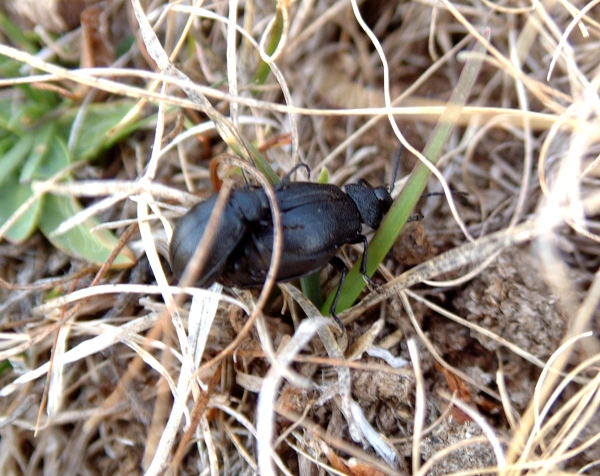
[0,76,143,268]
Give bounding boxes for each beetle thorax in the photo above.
[344,182,392,229]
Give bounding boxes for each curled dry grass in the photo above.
[1,0,600,475]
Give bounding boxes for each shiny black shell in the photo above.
[169,182,369,287]
[219,182,363,287]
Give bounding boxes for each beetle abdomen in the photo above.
[169,188,268,286]
[220,183,363,286]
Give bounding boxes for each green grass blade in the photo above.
[322,34,489,315]
[251,6,284,87]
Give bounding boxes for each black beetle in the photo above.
[169,166,394,318]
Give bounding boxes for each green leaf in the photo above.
[0,98,13,127]
[34,135,70,179]
[0,136,15,157]
[20,122,57,182]
[39,194,135,269]
[0,56,23,80]
[0,134,34,187]
[316,167,329,184]
[19,84,59,110]
[0,171,42,243]
[58,101,145,162]
[251,6,284,88]
[115,35,135,57]
[244,141,280,185]
[0,359,13,376]
[6,99,54,132]
[0,10,39,53]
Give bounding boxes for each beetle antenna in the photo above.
[388,145,402,194]
[421,190,469,204]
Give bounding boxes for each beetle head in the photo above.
[345,181,393,229]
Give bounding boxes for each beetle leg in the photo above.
[355,178,375,189]
[279,163,311,186]
[328,256,348,332]
[407,212,424,223]
[356,235,379,291]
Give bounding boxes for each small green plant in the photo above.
[0,56,145,267]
